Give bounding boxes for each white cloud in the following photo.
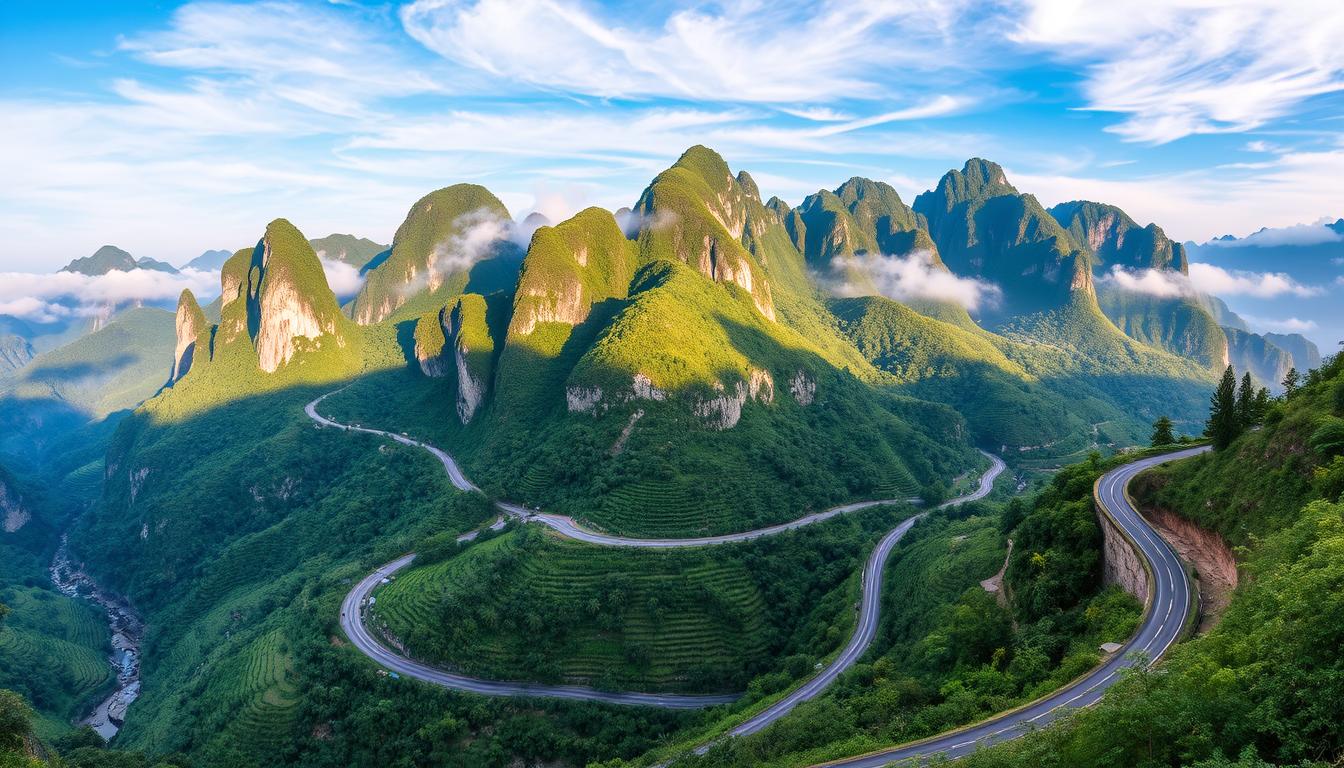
[400,0,987,103]
[1013,146,1344,242]
[120,1,444,116]
[1010,0,1344,143]
[432,208,514,274]
[1101,263,1323,300]
[317,256,365,298]
[1204,222,1344,248]
[0,268,221,322]
[829,250,1001,311]
[1241,315,1319,334]
[1188,263,1323,298]
[1100,266,1189,298]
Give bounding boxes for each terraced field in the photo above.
[372,531,773,692]
[595,479,734,537]
[222,629,301,753]
[0,585,113,732]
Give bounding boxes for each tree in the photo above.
[0,689,33,752]
[1283,367,1300,397]
[1236,372,1255,428]
[1253,387,1271,424]
[1150,416,1176,447]
[1207,366,1241,450]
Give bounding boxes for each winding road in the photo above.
[311,391,1207,764]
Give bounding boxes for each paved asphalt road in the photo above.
[312,393,1205,763]
[810,444,1211,767]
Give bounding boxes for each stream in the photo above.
[49,535,143,741]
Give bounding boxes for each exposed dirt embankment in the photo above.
[1142,506,1238,633]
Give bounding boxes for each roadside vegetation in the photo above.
[960,352,1344,767]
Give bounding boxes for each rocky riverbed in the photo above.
[49,535,143,740]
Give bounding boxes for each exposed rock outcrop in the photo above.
[789,370,817,406]
[1,476,30,533]
[508,208,634,337]
[248,220,349,373]
[565,373,668,416]
[172,289,208,382]
[444,294,495,424]
[693,368,774,430]
[630,146,777,321]
[351,185,515,325]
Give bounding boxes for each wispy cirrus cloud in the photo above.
[400,0,990,104]
[1010,0,1344,144]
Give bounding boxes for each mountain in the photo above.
[350,185,521,325]
[172,219,356,383]
[1263,332,1321,372]
[785,177,974,325]
[0,334,33,374]
[1049,200,1188,273]
[1223,326,1293,388]
[913,159,1090,322]
[0,306,174,493]
[180,248,234,271]
[61,245,179,275]
[308,233,388,270]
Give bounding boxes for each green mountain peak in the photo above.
[351,184,517,325]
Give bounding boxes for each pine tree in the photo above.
[1253,387,1271,425]
[1283,367,1300,397]
[1236,372,1255,428]
[1207,365,1241,450]
[1151,416,1176,447]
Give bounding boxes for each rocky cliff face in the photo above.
[1,477,29,533]
[693,368,775,429]
[171,289,209,382]
[631,146,776,320]
[248,222,347,373]
[1049,200,1189,274]
[412,308,451,378]
[445,295,494,424]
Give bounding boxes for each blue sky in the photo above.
[2,0,1342,346]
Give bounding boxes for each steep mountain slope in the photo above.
[1095,286,1228,371]
[350,185,521,325]
[0,334,34,374]
[0,308,174,475]
[1223,326,1293,388]
[787,177,974,327]
[913,159,1089,323]
[321,148,979,536]
[1264,332,1322,372]
[829,295,1081,448]
[1049,201,1188,273]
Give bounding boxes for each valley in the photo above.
[1,144,1338,768]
